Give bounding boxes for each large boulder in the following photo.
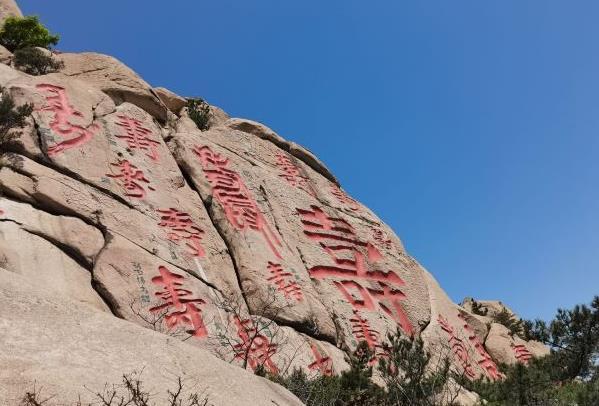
[154,86,186,115]
[0,0,21,22]
[0,271,302,406]
[57,52,168,122]
[485,323,549,365]
[169,124,431,355]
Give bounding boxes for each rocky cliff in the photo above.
[0,2,548,405]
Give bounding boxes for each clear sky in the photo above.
[18,0,599,321]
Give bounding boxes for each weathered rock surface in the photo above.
[485,323,549,365]
[0,9,549,404]
[0,0,20,21]
[154,86,187,115]
[0,271,302,406]
[57,52,168,122]
[0,45,11,64]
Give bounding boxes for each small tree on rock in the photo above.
[0,16,59,52]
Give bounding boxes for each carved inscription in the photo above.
[457,313,502,380]
[115,115,161,161]
[438,315,476,379]
[330,186,360,211]
[133,262,151,304]
[308,344,333,376]
[233,317,279,374]
[372,228,393,250]
[267,262,303,302]
[274,152,315,196]
[298,205,413,335]
[157,208,206,258]
[513,344,533,364]
[350,310,381,351]
[194,145,282,258]
[150,266,208,338]
[107,160,155,199]
[36,84,99,156]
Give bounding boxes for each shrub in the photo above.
[20,371,212,406]
[0,16,59,52]
[0,87,33,145]
[470,300,488,317]
[13,47,63,75]
[268,331,459,406]
[187,98,211,131]
[492,308,523,337]
[465,295,599,406]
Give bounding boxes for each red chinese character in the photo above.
[513,344,533,364]
[157,208,205,258]
[115,115,161,161]
[438,315,476,379]
[330,186,360,211]
[350,310,381,351]
[193,145,282,258]
[458,313,502,381]
[107,160,155,199]
[233,317,279,374]
[267,262,303,302]
[36,84,99,156]
[275,152,315,196]
[150,266,208,338]
[298,205,413,335]
[308,344,333,376]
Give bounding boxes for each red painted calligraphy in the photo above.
[350,310,380,350]
[330,186,360,211]
[308,344,333,376]
[150,266,208,338]
[193,145,282,259]
[274,152,315,196]
[267,262,303,302]
[115,115,161,161]
[157,208,205,258]
[233,317,279,374]
[438,315,476,379]
[513,344,533,364]
[298,205,413,335]
[457,313,502,381]
[107,160,155,199]
[36,84,99,156]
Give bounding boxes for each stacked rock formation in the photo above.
[0,2,548,405]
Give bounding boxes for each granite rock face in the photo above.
[0,0,20,22]
[0,2,548,404]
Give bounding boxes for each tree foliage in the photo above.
[492,308,524,337]
[187,98,211,131]
[270,330,460,406]
[467,295,599,406]
[13,47,64,75]
[0,16,59,52]
[0,87,33,145]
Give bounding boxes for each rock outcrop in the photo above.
[0,2,549,404]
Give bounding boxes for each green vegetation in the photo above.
[492,307,524,337]
[13,47,64,75]
[268,296,599,405]
[466,296,599,405]
[0,16,59,52]
[268,330,460,406]
[187,98,211,131]
[0,87,33,145]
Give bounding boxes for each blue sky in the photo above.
[19,1,599,321]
